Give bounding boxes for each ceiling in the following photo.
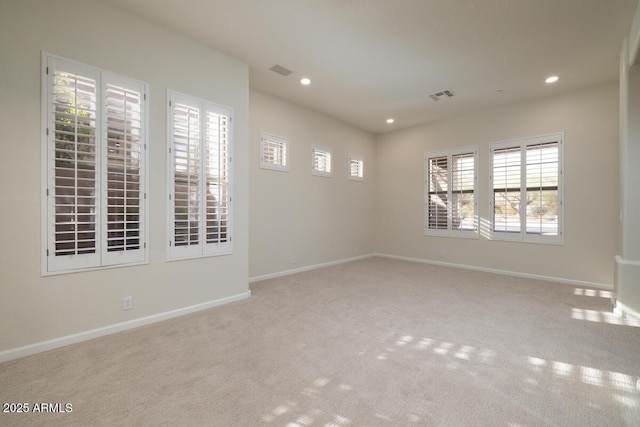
[102,0,638,134]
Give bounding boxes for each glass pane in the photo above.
[525,189,558,235]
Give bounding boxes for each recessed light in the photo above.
[300,77,311,85]
[545,75,559,84]
[386,118,395,124]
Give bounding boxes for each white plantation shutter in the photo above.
[348,154,364,181]
[204,104,231,255]
[43,54,147,273]
[260,132,288,171]
[490,133,562,243]
[47,59,101,271]
[424,147,477,237]
[168,92,233,259]
[102,75,146,265]
[312,145,332,176]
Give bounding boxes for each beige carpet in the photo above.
[1,257,639,426]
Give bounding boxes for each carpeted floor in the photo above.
[1,257,639,426]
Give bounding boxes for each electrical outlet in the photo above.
[291,256,298,265]
[123,296,133,311]
[438,250,446,258]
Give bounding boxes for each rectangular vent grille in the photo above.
[270,64,293,77]
[429,90,455,101]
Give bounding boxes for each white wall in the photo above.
[375,83,620,287]
[249,90,376,279]
[615,5,640,317]
[0,0,249,355]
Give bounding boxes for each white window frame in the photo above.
[424,146,478,238]
[260,132,289,172]
[167,91,233,260]
[489,133,563,244]
[311,144,332,177]
[41,53,149,275]
[348,154,364,181]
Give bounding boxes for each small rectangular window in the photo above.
[490,133,563,244]
[348,154,364,181]
[260,132,288,171]
[424,146,477,238]
[312,145,332,177]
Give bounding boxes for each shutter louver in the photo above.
[424,147,477,237]
[205,110,229,245]
[312,146,332,175]
[261,133,287,169]
[172,102,201,248]
[428,156,448,230]
[492,146,522,233]
[44,54,148,273]
[525,142,559,236]
[50,66,100,270]
[490,134,562,243]
[168,93,233,259]
[349,155,364,180]
[452,153,475,231]
[103,79,144,265]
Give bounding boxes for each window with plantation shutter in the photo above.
[312,145,332,177]
[168,91,233,260]
[348,154,364,181]
[490,133,563,244]
[42,53,148,274]
[424,147,477,238]
[260,132,288,171]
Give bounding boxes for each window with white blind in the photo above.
[168,91,233,260]
[490,133,563,244]
[348,154,364,181]
[260,132,288,171]
[41,53,148,274]
[312,145,332,177]
[424,147,477,237]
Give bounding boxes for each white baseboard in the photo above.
[374,253,613,290]
[0,291,251,364]
[614,301,640,321]
[249,254,375,283]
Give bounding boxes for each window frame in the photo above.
[489,133,564,245]
[348,153,364,181]
[41,52,149,275]
[311,144,333,177]
[166,90,234,261]
[259,132,289,172]
[424,146,478,238]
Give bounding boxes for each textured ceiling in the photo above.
[102,0,638,134]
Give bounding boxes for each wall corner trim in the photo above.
[0,291,251,364]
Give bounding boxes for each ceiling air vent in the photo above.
[269,64,293,77]
[429,90,455,101]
